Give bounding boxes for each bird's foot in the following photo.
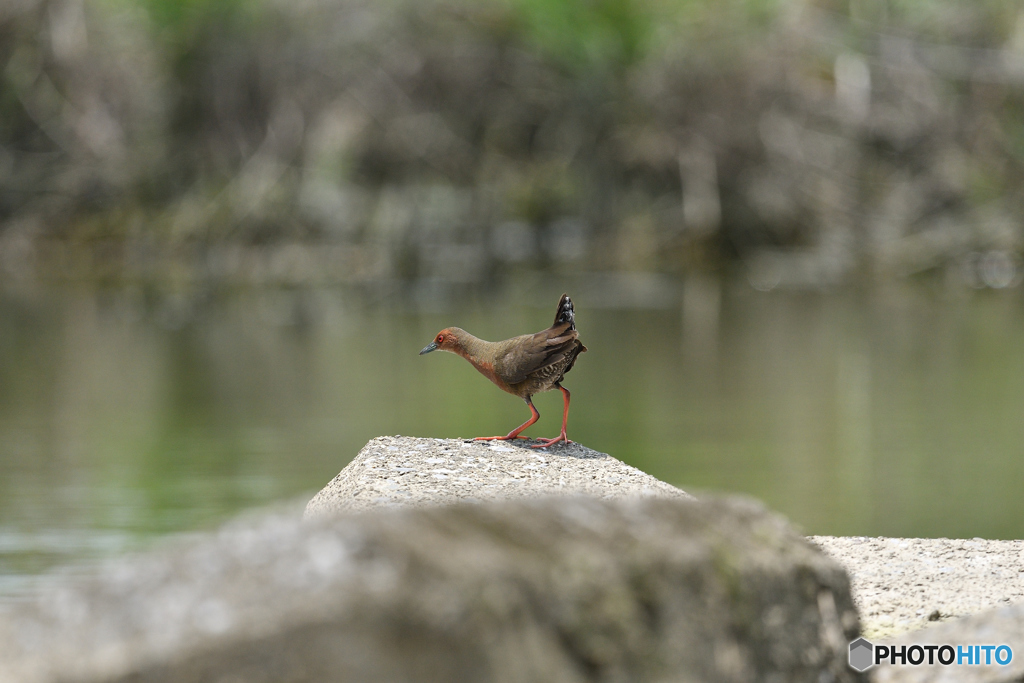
[531,434,571,449]
[473,435,529,441]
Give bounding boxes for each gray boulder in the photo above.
[0,495,861,683]
[305,436,692,518]
[811,536,1024,638]
[873,601,1024,683]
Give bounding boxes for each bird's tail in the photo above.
[553,294,575,330]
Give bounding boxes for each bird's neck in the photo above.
[454,332,506,387]
[454,332,494,364]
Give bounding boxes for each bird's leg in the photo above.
[474,398,539,441]
[532,385,571,448]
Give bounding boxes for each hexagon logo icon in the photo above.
[849,637,874,672]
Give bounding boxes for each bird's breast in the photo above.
[467,357,514,393]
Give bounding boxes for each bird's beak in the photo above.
[419,341,439,355]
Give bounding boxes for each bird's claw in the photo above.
[473,435,529,441]
[530,436,571,449]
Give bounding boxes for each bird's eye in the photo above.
[437,335,444,343]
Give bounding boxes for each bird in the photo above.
[419,294,587,448]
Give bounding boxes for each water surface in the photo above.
[1,277,1022,597]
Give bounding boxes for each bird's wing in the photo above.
[494,326,580,386]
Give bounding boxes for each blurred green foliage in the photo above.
[2,0,1024,287]
[508,0,658,69]
[130,0,245,33]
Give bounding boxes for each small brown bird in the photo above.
[420,294,587,448]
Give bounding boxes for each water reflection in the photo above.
[1,279,1022,597]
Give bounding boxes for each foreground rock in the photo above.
[305,436,691,518]
[811,537,1024,638]
[0,496,861,683]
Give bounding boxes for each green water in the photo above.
[2,277,1023,597]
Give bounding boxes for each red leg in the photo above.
[532,386,571,448]
[474,398,539,441]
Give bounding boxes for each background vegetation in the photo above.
[2,0,1024,290]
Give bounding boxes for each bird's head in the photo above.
[419,328,465,356]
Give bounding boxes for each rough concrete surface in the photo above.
[0,496,860,683]
[304,436,691,518]
[811,536,1024,638]
[871,601,1024,683]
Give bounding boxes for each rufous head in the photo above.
[419,327,465,355]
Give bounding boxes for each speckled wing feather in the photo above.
[493,330,577,385]
[494,294,586,387]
